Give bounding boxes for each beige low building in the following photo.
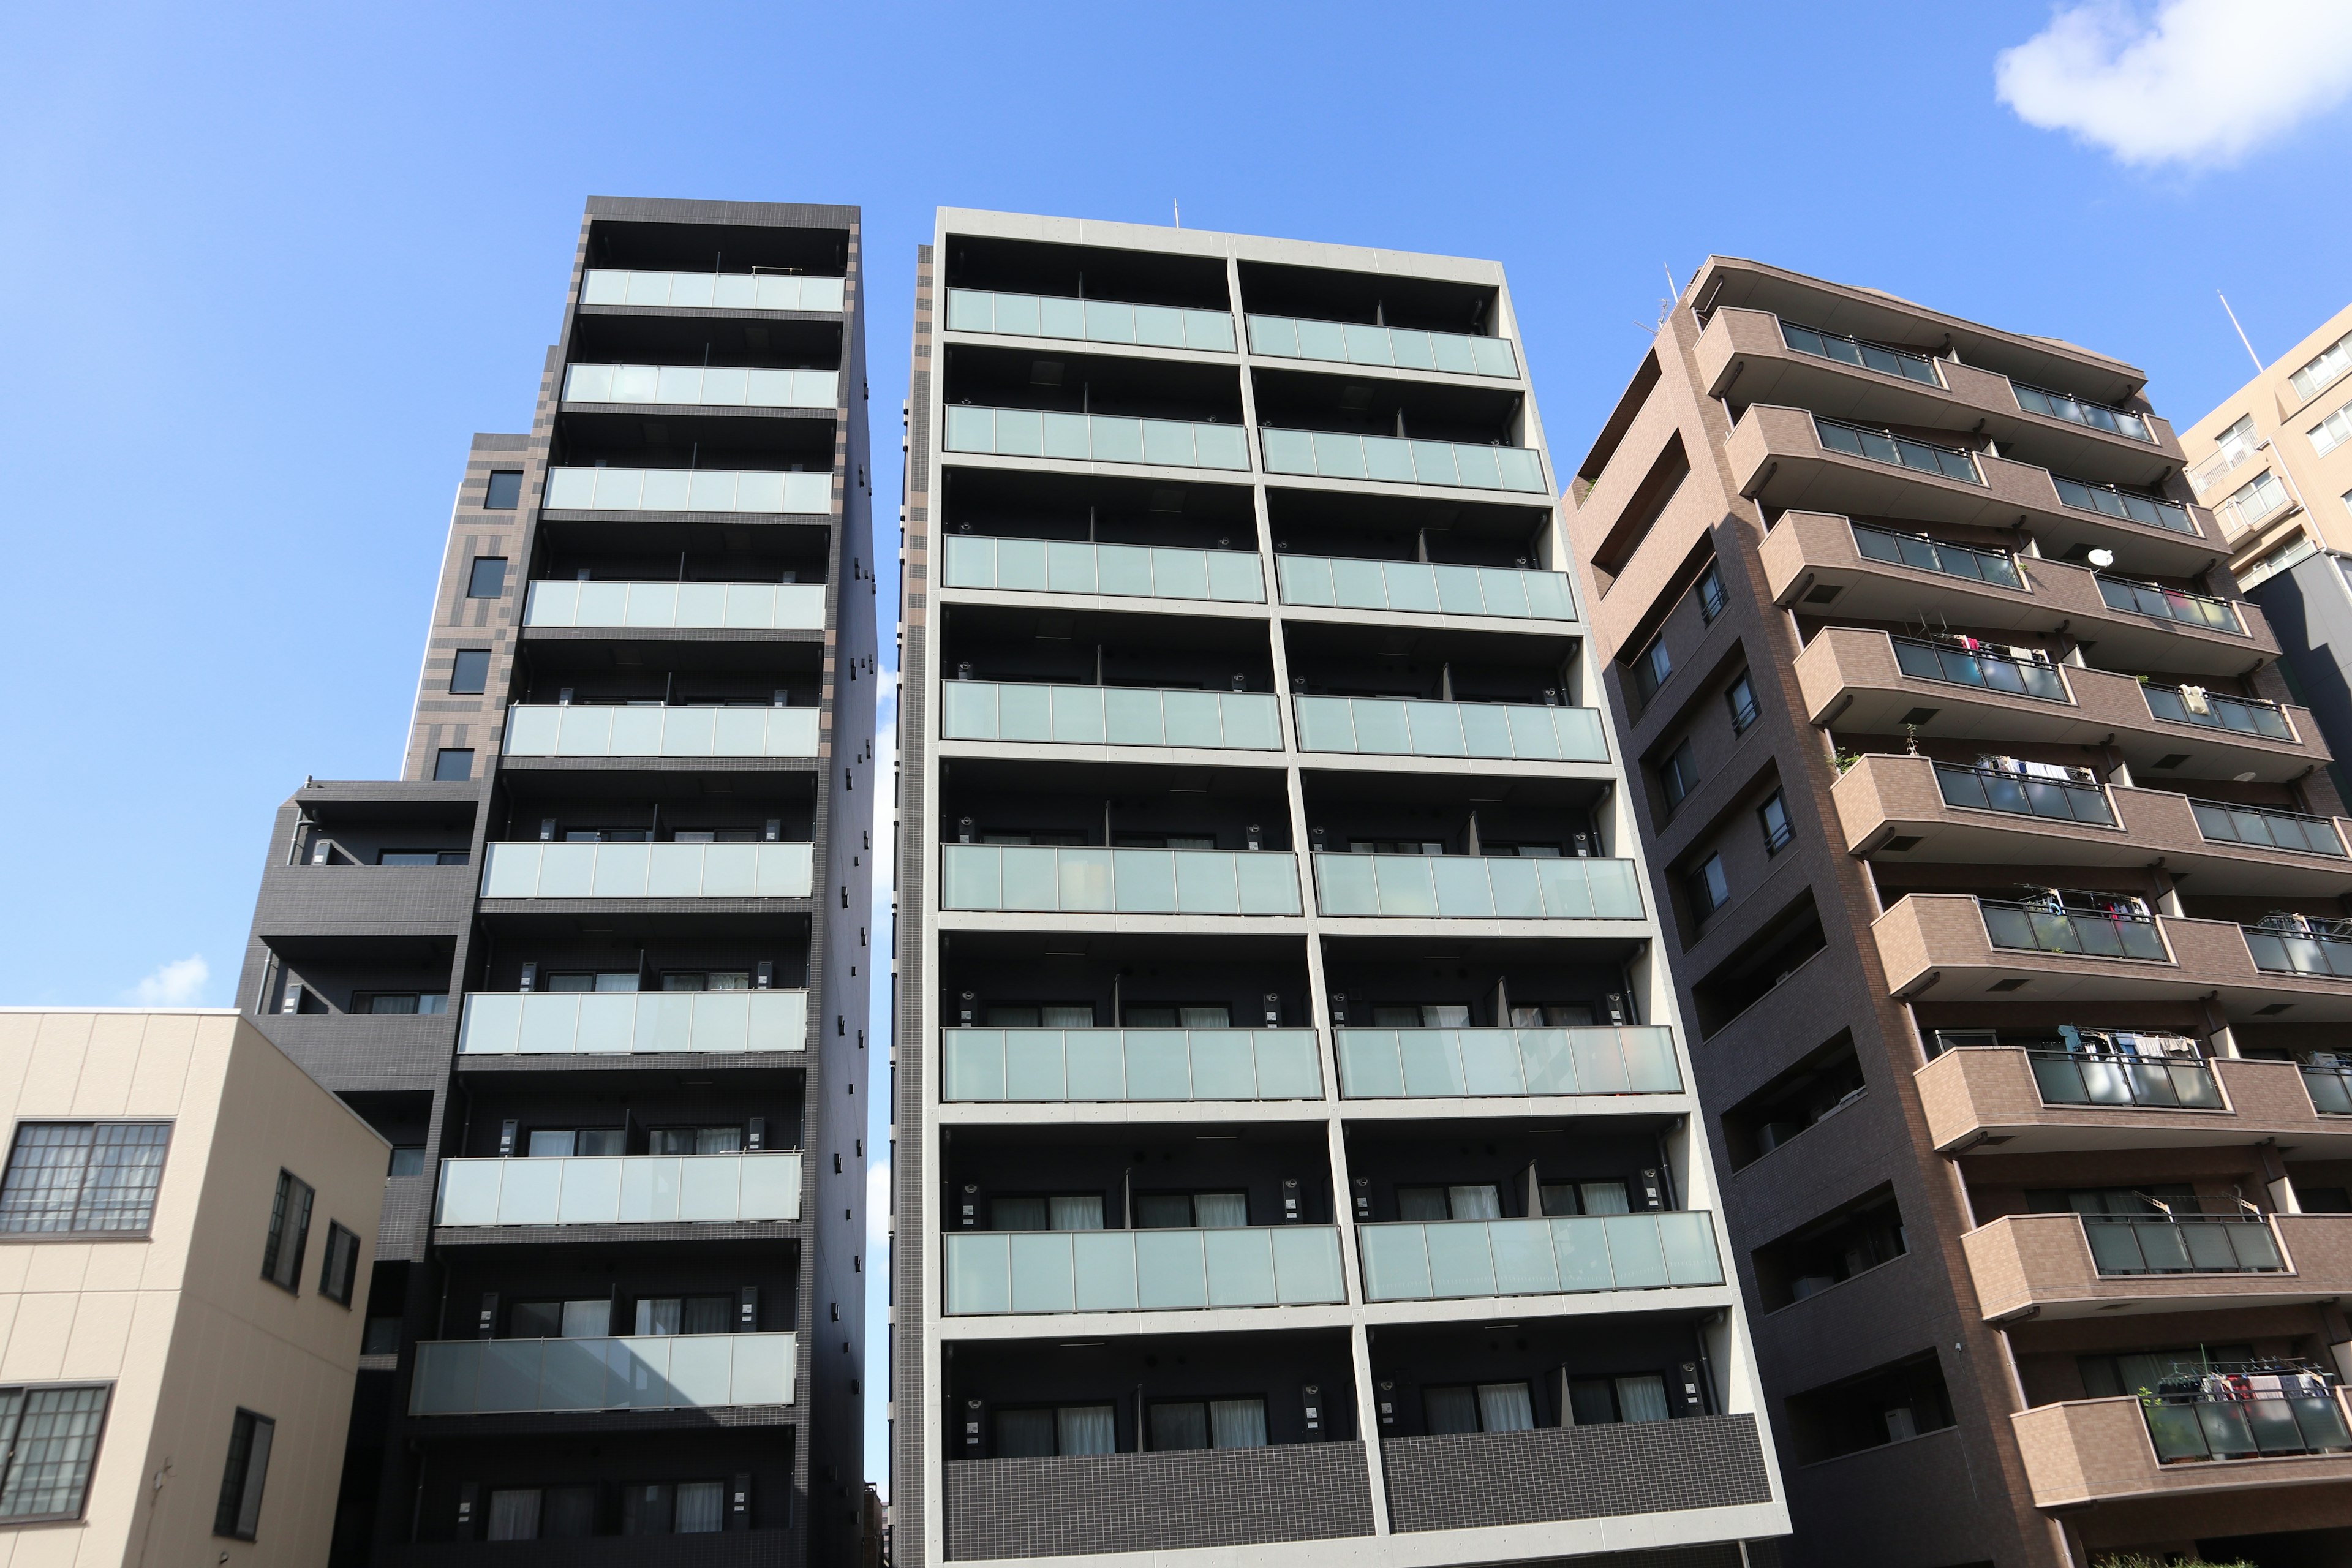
[2182,300,2352,586]
[0,1009,385,1567]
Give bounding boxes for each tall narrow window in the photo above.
[1689,854,1730,919]
[466,557,508,598]
[432,749,474,782]
[213,1409,275,1540]
[448,650,492,695]
[0,1123,170,1235]
[261,1172,314,1294]
[1759,791,1793,854]
[484,471,523,510]
[0,1385,111,1520]
[1630,636,1673,704]
[317,1222,360,1306]
[1726,673,1760,733]
[1697,562,1728,622]
[1660,739,1700,813]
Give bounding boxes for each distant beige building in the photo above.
[0,1009,385,1566]
[2183,301,2352,586]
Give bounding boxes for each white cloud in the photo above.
[1996,0,2352,168]
[127,955,210,1006]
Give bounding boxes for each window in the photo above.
[484,471,523,510]
[1568,1374,1671,1425]
[1425,1382,1535,1434]
[1373,1005,1475,1027]
[0,1122,170,1235]
[466,557,508,598]
[2312,402,2352,458]
[661,971,749,992]
[388,1147,424,1177]
[1697,562,1728,622]
[355,993,447,1016]
[2290,330,2352,403]
[0,1385,110,1521]
[1149,1398,1267,1450]
[1725,673,1759,733]
[1133,1192,1247,1228]
[1121,1004,1227,1028]
[213,1409,274,1540]
[361,1317,401,1355]
[378,850,467,866]
[513,1299,612,1338]
[990,1194,1104,1231]
[317,1223,360,1306]
[449,650,492,695]
[634,1296,731,1335]
[1539,1180,1631,1215]
[1758,791,1792,854]
[547,971,639,992]
[2224,467,2291,527]
[261,1172,314,1294]
[527,1129,624,1157]
[432,749,473,782]
[1660,739,1699,813]
[995,1405,1116,1457]
[1629,635,1672,704]
[647,1126,741,1155]
[1689,854,1730,919]
[1396,1185,1502,1221]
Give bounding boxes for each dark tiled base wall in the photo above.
[377,1527,802,1568]
[943,1441,1374,1560]
[1382,1414,1774,1533]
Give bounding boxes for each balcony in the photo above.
[2015,1391,2352,1509]
[561,363,837,411]
[1916,1048,2350,1156]
[944,1444,1374,1559]
[938,535,1264,605]
[943,406,1250,472]
[1758,511,2274,673]
[503,706,819,759]
[435,1152,802,1228]
[522,581,826,631]
[1273,555,1577,620]
[939,681,1280,752]
[581,268,843,314]
[941,1027,1324,1102]
[543,467,832,516]
[1333,1025,1681,1099]
[480,843,812,900]
[1830,755,2352,896]
[1357,1212,1724,1302]
[1258,429,1546,494]
[1381,1414,1774,1534]
[941,1226,1346,1316]
[1245,315,1519,379]
[939,845,1302,918]
[944,287,1235,353]
[1727,404,2214,573]
[1793,627,2324,782]
[1311,852,1645,922]
[1294,697,1607,764]
[1961,1212,2352,1320]
[409,1332,796,1415]
[456,990,807,1057]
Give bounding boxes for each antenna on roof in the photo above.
[2218,291,2264,374]
[1658,263,1679,327]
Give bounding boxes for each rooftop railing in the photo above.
[2095,575,2243,633]
[456,990,807,1057]
[435,1152,802,1227]
[410,1332,797,1416]
[2052,475,2199,536]
[543,466,832,515]
[1248,315,1518,378]
[1932,763,2114,826]
[940,680,1281,750]
[2013,383,2154,442]
[945,288,1235,353]
[1979,899,2169,961]
[942,1027,1324,1102]
[562,363,836,410]
[2081,1213,2285,1275]
[1273,556,1576,620]
[940,535,1264,603]
[1891,637,2068,701]
[1293,696,1607,764]
[1814,417,1980,481]
[522,580,825,630]
[943,1226,1346,1315]
[2142,684,2293,739]
[503,704,819,758]
[1850,523,2021,588]
[2190,800,2344,856]
[1357,1212,1723,1302]
[944,407,1250,471]
[480,842,813,900]
[581,268,844,314]
[940,845,1302,916]
[1258,429,1547,493]
[1312,852,1644,921]
[1335,1025,1680,1099]
[1778,322,1942,385]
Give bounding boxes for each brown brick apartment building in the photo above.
[1567,258,2352,1566]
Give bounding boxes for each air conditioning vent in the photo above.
[1804,584,1843,604]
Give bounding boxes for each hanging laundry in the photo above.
[2180,684,2212,715]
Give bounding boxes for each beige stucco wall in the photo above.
[2182,300,2352,579]
[0,1011,385,1568]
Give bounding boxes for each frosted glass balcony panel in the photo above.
[564,363,837,410]
[1312,853,1643,920]
[543,467,832,515]
[522,581,826,630]
[940,846,1301,916]
[456,991,805,1056]
[1358,1213,1723,1302]
[938,535,1264,603]
[1293,696,1603,761]
[939,680,1280,750]
[1274,556,1574,619]
[944,406,1250,470]
[1259,430,1545,493]
[942,1226,1344,1315]
[1335,1026,1680,1098]
[1246,315,1518,378]
[481,842,813,899]
[503,706,819,758]
[943,1028,1324,1102]
[409,1332,796,1415]
[434,1153,801,1226]
[945,288,1235,353]
[581,268,844,313]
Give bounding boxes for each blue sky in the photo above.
[4,0,2350,1493]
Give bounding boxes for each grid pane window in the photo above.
[318,1223,360,1306]
[0,1386,110,1520]
[213,1409,274,1540]
[0,1122,170,1235]
[261,1172,314,1294]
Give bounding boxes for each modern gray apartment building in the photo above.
[236,196,877,1567]
[1569,258,2352,1566]
[891,209,1789,1568]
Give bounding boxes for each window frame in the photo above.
[1629,635,1673,704]
[448,649,493,696]
[1688,853,1731,920]
[260,1171,314,1295]
[1758,790,1793,855]
[213,1407,275,1541]
[432,748,475,782]
[466,556,510,598]
[1660,739,1699,813]
[0,1121,173,1238]
[1696,562,1728,623]
[483,470,524,510]
[317,1221,360,1307]
[1725,672,1759,733]
[0,1382,113,1525]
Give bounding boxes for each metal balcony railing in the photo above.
[2144,1382,2352,1464]
[1932,763,2113,826]
[2027,1050,2222,1110]
[2052,476,2198,536]
[1778,322,1942,385]
[2143,684,2294,739]
[2095,575,2243,632]
[2081,1213,2285,1275]
[1850,523,2021,587]
[2012,383,2154,442]
[1891,638,2068,701]
[2190,800,2344,856]
[1814,417,1980,481]
[2244,919,2352,978]
[1979,899,2168,961]
[502,705,820,758]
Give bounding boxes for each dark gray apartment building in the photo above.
[1569,258,2352,1566]
[236,196,876,1567]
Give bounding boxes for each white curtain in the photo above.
[1050,1195,1105,1231]
[1372,1006,1423,1026]
[1041,1005,1095,1027]
[1580,1182,1631,1215]
[1510,1006,1546,1027]
[674,1482,724,1534]
[1058,1404,1117,1455]
[1423,1385,1479,1434]
[1616,1375,1670,1422]
[1423,1005,1471,1027]
[528,1131,576,1157]
[1449,1185,1502,1220]
[1210,1398,1268,1449]
[486,1490,541,1542]
[1193,1193,1248,1228]
[1477,1382,1536,1431]
[695,1127,742,1153]
[560,1300,609,1338]
[994,1409,1055,1457]
[1397,1188,1451,1222]
[1179,1006,1232,1028]
[636,1297,682,1335]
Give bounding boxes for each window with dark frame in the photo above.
[0,1385,110,1521]
[0,1123,170,1235]
[1726,672,1760,733]
[432,749,473,782]
[1759,791,1793,854]
[261,1172,313,1294]
[483,471,522,510]
[1689,853,1731,920]
[1660,739,1700,813]
[213,1408,274,1540]
[317,1222,360,1306]
[1697,562,1728,622]
[448,650,492,695]
[1630,635,1673,704]
[466,557,508,598]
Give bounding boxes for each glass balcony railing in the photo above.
[2052,476,2198,536]
[2095,575,2243,632]
[1778,323,1942,386]
[481,842,813,899]
[943,1226,1346,1316]
[1313,853,1645,921]
[1273,556,1576,620]
[1851,523,2021,588]
[1294,696,1607,763]
[943,1028,1323,1102]
[503,705,819,758]
[940,845,1302,916]
[2082,1215,2285,1275]
[945,288,1235,353]
[544,467,832,515]
[562,363,837,410]
[1335,1026,1681,1099]
[2303,1062,2352,1115]
[2244,923,2352,979]
[1259,429,1547,493]
[2191,800,2345,856]
[435,1152,802,1227]
[1246,315,1518,378]
[2144,1384,2352,1464]
[1814,417,1980,481]
[2143,684,2293,739]
[410,1332,796,1416]
[940,681,1280,750]
[1980,900,2169,961]
[940,535,1264,603]
[2027,1050,2222,1110]
[1932,763,2114,826]
[522,580,826,630]
[456,990,808,1057]
[2013,383,2154,442]
[1891,637,2068,701]
[1359,1212,1724,1302]
[943,406,1250,470]
[582,268,844,314]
